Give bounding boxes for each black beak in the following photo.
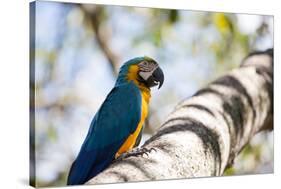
[146,67,164,89]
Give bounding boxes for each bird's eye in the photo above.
[143,61,148,66]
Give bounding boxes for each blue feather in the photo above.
[67,81,142,185]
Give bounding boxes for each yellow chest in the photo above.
[115,88,150,158]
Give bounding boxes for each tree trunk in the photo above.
[86,49,273,184]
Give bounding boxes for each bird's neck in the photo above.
[116,65,151,104]
[139,86,151,104]
[127,65,151,103]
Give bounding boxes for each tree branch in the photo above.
[80,5,120,76]
[86,49,273,184]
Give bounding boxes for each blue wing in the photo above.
[67,82,142,185]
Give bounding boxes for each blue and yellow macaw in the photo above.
[67,56,164,185]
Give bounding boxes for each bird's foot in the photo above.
[128,147,156,157]
[115,147,156,161]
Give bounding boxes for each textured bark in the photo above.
[86,49,273,184]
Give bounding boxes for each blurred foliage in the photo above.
[131,9,180,47]
[31,1,273,187]
[224,131,273,176]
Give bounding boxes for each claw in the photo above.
[115,147,157,160]
[150,147,157,152]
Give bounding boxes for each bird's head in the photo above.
[117,56,164,89]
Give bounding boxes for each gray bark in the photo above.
[86,49,273,184]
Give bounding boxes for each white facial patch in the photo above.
[139,66,158,80]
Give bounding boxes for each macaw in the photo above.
[67,56,164,185]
